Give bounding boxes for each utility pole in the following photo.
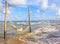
[4,0,8,39]
[28,7,32,33]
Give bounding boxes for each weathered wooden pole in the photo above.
[28,7,32,33]
[4,0,8,39]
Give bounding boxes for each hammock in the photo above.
[7,15,28,33]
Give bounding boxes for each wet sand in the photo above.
[0,32,60,44]
[0,38,27,44]
[0,33,27,44]
[0,32,44,44]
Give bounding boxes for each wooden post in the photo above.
[28,7,32,33]
[4,0,8,39]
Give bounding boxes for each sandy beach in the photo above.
[0,31,60,44]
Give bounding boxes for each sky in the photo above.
[0,0,60,21]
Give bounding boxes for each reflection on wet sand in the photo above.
[0,31,60,44]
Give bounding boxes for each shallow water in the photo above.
[0,21,60,44]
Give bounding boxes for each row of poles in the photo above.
[4,0,32,39]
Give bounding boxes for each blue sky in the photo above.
[0,0,60,21]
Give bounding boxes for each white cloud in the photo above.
[49,3,60,19]
[0,0,5,21]
[8,0,41,6]
[41,0,48,11]
[50,3,57,10]
[36,9,40,13]
[28,0,41,6]
[0,0,4,13]
[56,8,60,19]
[8,0,27,6]
[57,8,60,16]
[8,7,15,14]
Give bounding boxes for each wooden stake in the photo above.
[4,0,8,39]
[28,7,32,33]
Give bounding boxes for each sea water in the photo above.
[0,21,60,34]
[0,21,60,35]
[0,21,60,44]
